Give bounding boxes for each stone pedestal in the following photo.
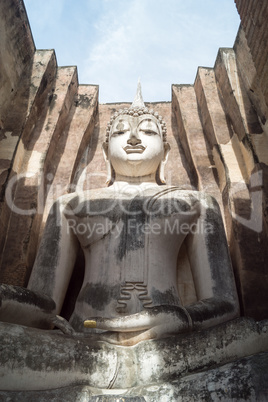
[0,317,267,401]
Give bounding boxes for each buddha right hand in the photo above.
[50,315,76,335]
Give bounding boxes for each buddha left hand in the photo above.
[84,305,191,346]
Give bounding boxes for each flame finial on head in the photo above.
[131,78,145,109]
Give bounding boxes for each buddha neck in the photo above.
[112,173,159,190]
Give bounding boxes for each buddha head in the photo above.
[103,83,170,185]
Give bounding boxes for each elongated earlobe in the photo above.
[102,142,113,185]
[159,142,170,184]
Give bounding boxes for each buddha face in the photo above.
[106,114,167,179]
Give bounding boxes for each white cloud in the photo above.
[80,0,239,103]
[24,0,240,103]
[24,0,65,33]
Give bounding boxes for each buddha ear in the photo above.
[159,142,171,184]
[102,142,113,185]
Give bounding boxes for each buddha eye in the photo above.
[142,130,158,136]
[112,131,125,136]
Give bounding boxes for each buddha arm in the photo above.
[27,197,79,316]
[184,194,239,330]
[0,197,79,329]
[0,284,56,328]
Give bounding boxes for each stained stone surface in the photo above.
[0,318,267,400]
[0,319,267,400]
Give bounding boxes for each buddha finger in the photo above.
[84,312,152,332]
[126,318,192,345]
[51,315,76,335]
[109,321,186,346]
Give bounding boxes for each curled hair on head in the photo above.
[105,106,167,143]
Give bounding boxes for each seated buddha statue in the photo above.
[0,85,239,389]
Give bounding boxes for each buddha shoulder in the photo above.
[147,187,205,213]
[55,188,112,209]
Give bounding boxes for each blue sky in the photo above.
[24,0,240,103]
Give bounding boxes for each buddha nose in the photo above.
[127,128,141,145]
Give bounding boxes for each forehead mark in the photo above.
[116,121,125,131]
